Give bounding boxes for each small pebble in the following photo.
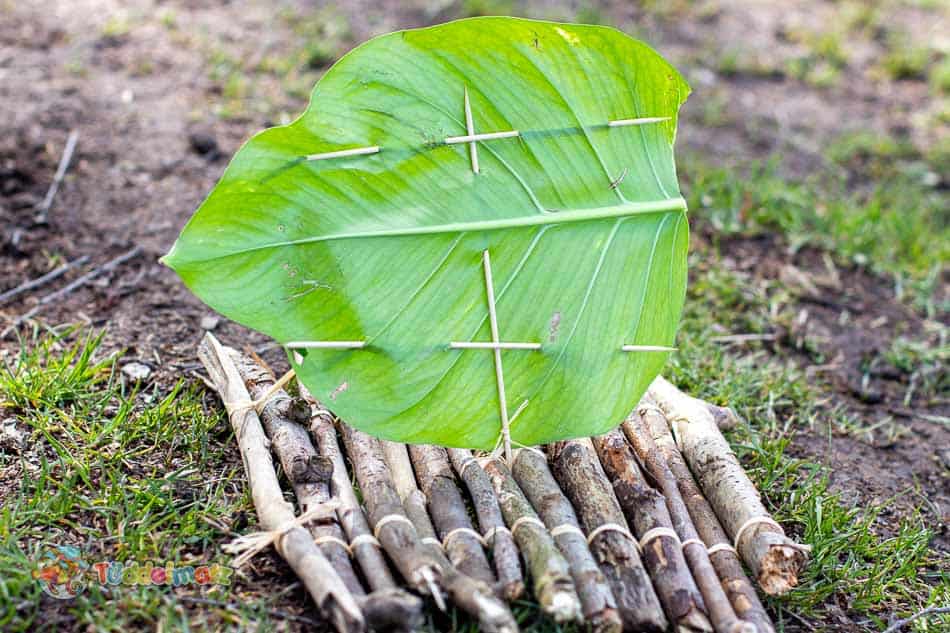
[121,361,151,381]
[200,315,220,331]
[188,130,219,157]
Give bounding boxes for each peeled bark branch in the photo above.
[510,449,622,633]
[238,360,423,632]
[338,426,442,600]
[197,334,364,633]
[592,429,712,633]
[635,399,775,633]
[549,438,668,633]
[447,448,525,600]
[649,376,809,595]
[409,444,496,587]
[381,442,519,633]
[483,457,582,624]
[308,413,424,631]
[623,409,753,633]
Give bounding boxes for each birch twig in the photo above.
[197,334,364,633]
[483,457,582,624]
[408,444,496,587]
[593,429,712,633]
[510,449,622,633]
[549,438,668,633]
[635,400,776,633]
[649,376,810,595]
[624,408,754,633]
[381,442,519,633]
[237,359,423,631]
[447,448,524,600]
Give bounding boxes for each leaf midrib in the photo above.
[167,197,686,265]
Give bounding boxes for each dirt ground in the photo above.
[1,0,948,629]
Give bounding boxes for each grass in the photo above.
[2,265,946,632]
[680,153,949,317]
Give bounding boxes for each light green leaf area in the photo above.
[163,17,691,449]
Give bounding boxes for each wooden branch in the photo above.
[592,429,712,633]
[338,426,441,598]
[447,448,524,601]
[237,359,423,632]
[649,376,809,595]
[0,255,89,306]
[35,129,78,224]
[634,400,775,633]
[483,457,582,624]
[408,444,496,587]
[306,410,426,632]
[197,333,364,633]
[549,438,668,633]
[3,246,141,336]
[510,449,622,633]
[623,409,754,633]
[381,441,519,633]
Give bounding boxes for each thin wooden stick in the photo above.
[448,448,525,601]
[635,400,776,633]
[649,376,810,595]
[237,359,423,632]
[409,444,496,587]
[197,334,364,633]
[0,255,89,306]
[463,87,479,174]
[285,341,366,349]
[303,395,402,593]
[338,426,441,600]
[445,130,519,144]
[510,449,622,633]
[592,429,713,633]
[449,341,541,350]
[35,129,78,223]
[4,246,141,335]
[380,441,519,633]
[483,457,582,623]
[623,409,754,633]
[306,146,380,161]
[621,345,677,352]
[549,438,668,633]
[607,117,669,127]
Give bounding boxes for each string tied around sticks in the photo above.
[638,526,680,550]
[549,524,585,539]
[224,500,339,567]
[510,515,546,538]
[224,369,297,415]
[707,542,738,556]
[732,516,812,553]
[372,514,415,540]
[442,526,485,549]
[586,522,636,547]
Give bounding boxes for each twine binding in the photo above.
[224,500,339,567]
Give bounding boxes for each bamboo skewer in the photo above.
[236,358,424,631]
[549,438,669,632]
[483,457,583,623]
[197,334,364,633]
[510,449,623,633]
[408,444,497,587]
[447,448,525,600]
[593,429,713,633]
[380,441,520,633]
[648,376,810,595]
[623,409,754,633]
[635,400,776,633]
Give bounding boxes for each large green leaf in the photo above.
[163,17,690,450]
